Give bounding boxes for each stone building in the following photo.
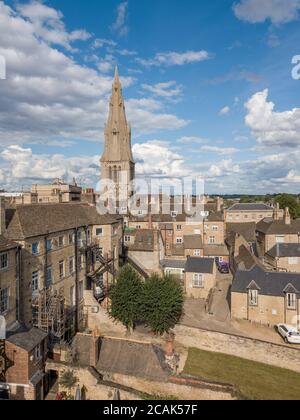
[1,201,122,340]
[184,257,217,300]
[265,243,300,273]
[31,178,82,203]
[231,262,300,329]
[100,67,135,203]
[0,235,19,330]
[225,203,275,223]
[256,208,300,255]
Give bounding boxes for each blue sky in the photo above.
[1,0,300,194]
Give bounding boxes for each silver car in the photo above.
[277,324,300,344]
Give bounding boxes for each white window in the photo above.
[70,286,75,307]
[136,225,141,230]
[204,224,209,231]
[46,266,52,288]
[96,228,103,237]
[287,293,297,310]
[194,250,201,257]
[209,237,216,245]
[288,257,298,265]
[32,271,39,293]
[176,225,182,231]
[34,344,42,361]
[249,290,258,306]
[171,211,178,218]
[212,225,218,231]
[193,274,204,288]
[59,260,65,280]
[194,229,201,235]
[79,281,84,301]
[32,243,39,255]
[176,237,183,244]
[69,256,75,275]
[58,236,64,248]
[0,253,8,270]
[0,288,9,314]
[276,236,285,244]
[124,236,131,243]
[69,233,74,245]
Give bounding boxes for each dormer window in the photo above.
[286,293,297,310]
[249,289,258,306]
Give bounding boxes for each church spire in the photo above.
[100,68,135,199]
[101,67,134,163]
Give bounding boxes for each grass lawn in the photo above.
[183,348,300,400]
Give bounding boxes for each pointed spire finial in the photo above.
[114,65,120,83]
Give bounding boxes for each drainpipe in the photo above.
[16,245,22,323]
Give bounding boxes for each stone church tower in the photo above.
[101,67,135,199]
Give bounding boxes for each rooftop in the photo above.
[232,265,300,298]
[5,203,122,240]
[185,257,215,274]
[228,203,274,212]
[267,243,300,258]
[7,328,47,352]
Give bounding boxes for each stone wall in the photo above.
[174,324,300,373]
[108,372,234,401]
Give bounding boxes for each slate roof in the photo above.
[234,245,263,271]
[0,235,18,252]
[160,259,186,269]
[232,265,300,297]
[267,243,300,258]
[256,218,300,235]
[184,235,203,249]
[127,229,158,252]
[96,338,171,381]
[203,244,229,257]
[226,223,257,244]
[7,328,47,352]
[205,210,224,222]
[5,203,122,239]
[185,257,215,274]
[228,203,273,212]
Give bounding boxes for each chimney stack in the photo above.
[274,202,280,221]
[284,207,291,225]
[216,196,223,212]
[0,197,6,236]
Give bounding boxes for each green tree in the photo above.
[275,194,300,219]
[59,370,79,399]
[141,274,184,335]
[110,264,143,331]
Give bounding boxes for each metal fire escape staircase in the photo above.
[32,288,65,344]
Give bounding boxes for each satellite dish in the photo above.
[0,316,6,340]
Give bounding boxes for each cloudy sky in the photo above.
[1,0,300,194]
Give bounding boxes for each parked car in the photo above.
[217,261,230,274]
[276,324,300,344]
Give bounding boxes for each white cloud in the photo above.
[177,136,208,144]
[137,50,211,67]
[111,1,129,37]
[233,0,300,24]
[219,106,230,115]
[0,2,188,145]
[93,38,117,49]
[16,1,91,50]
[0,145,100,190]
[245,89,300,147]
[141,81,183,99]
[199,146,239,155]
[133,141,191,178]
